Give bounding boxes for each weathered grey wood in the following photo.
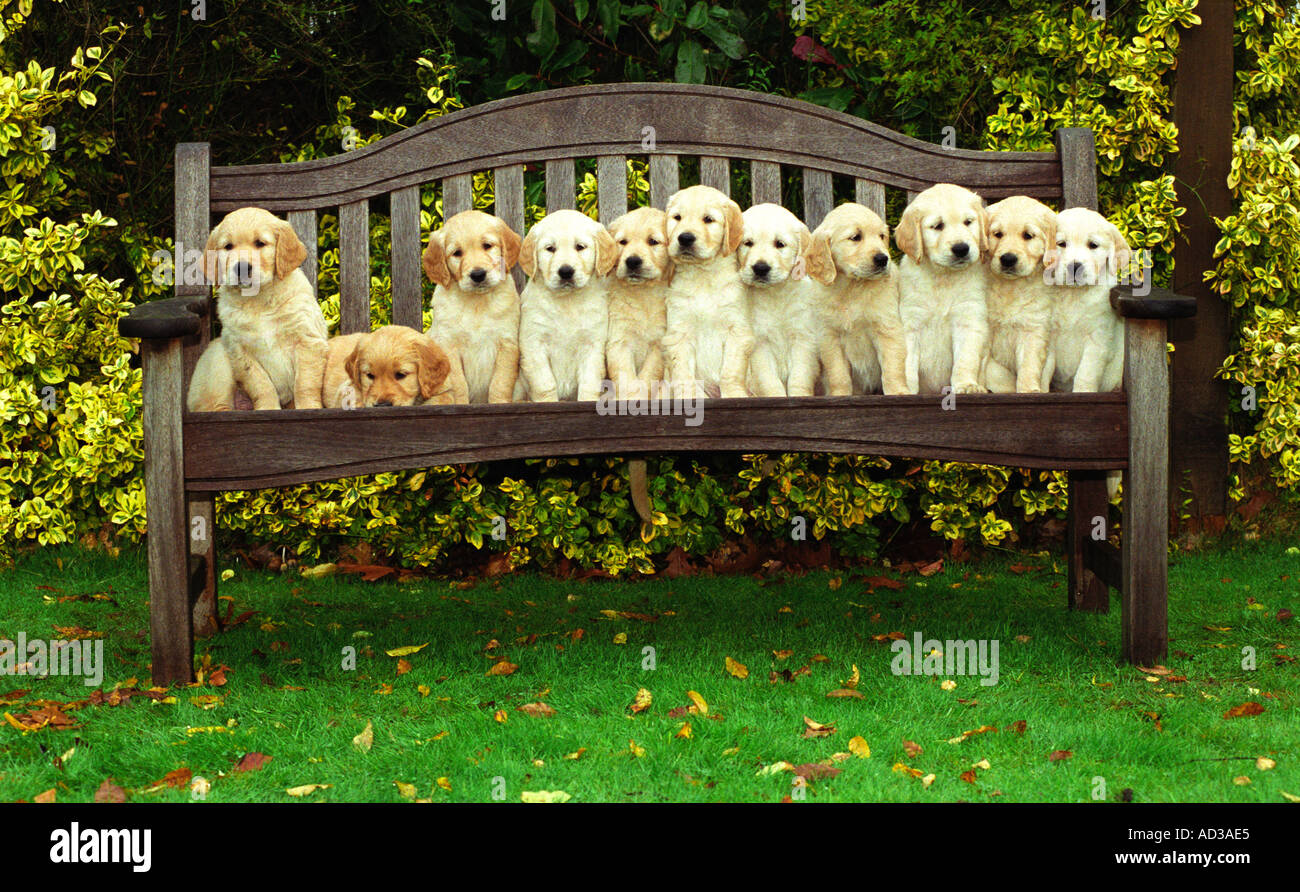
[209,85,1062,211]
[287,210,318,295]
[855,179,886,219]
[1122,318,1170,664]
[1111,285,1198,319]
[187,495,219,638]
[339,199,370,334]
[181,394,1128,490]
[649,154,679,209]
[1086,539,1123,593]
[751,161,781,206]
[494,164,526,291]
[142,339,194,684]
[700,156,729,196]
[442,173,473,218]
[389,187,422,330]
[1056,128,1099,210]
[596,155,628,225]
[545,159,576,212]
[906,190,918,203]
[803,168,833,230]
[1067,471,1111,612]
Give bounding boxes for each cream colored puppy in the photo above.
[806,203,910,395]
[737,203,823,397]
[1046,207,1129,394]
[605,207,672,400]
[982,196,1057,393]
[663,185,753,400]
[518,209,617,401]
[423,210,522,404]
[896,184,990,395]
[321,325,453,409]
[186,207,327,412]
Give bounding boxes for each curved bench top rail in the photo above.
[208,83,1064,212]
[182,394,1127,491]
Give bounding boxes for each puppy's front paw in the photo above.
[952,381,985,395]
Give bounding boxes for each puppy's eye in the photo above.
[1022,231,1033,240]
[991,231,1003,239]
[1057,240,1067,248]
[394,372,407,381]
[703,216,714,224]
[1087,241,1099,250]
[933,222,945,231]
[545,245,557,253]
[743,239,754,247]
[672,214,681,221]
[575,243,586,251]
[224,243,233,250]
[849,231,862,242]
[774,240,785,249]
[963,218,974,226]
[254,239,266,248]
[365,373,375,380]
[452,249,463,257]
[482,242,493,251]
[647,238,659,246]
[619,238,628,246]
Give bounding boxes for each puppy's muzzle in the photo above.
[999,252,1019,271]
[624,255,643,272]
[469,267,488,284]
[557,264,575,283]
[873,252,889,270]
[950,242,970,260]
[674,231,697,257]
[233,261,254,285]
[751,260,771,281]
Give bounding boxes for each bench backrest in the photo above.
[175,82,1097,351]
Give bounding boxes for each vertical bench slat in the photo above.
[545,159,576,212]
[494,164,527,291]
[700,156,730,196]
[906,189,919,203]
[1057,128,1099,211]
[855,179,886,220]
[596,155,628,225]
[649,154,679,209]
[803,168,833,230]
[287,210,318,296]
[751,161,781,207]
[442,174,474,218]
[389,187,422,331]
[339,199,370,335]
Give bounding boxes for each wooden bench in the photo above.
[119,83,1196,686]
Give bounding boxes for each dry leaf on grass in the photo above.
[521,790,571,803]
[285,784,331,797]
[848,736,871,758]
[235,752,272,772]
[352,720,374,753]
[629,688,652,714]
[802,716,836,739]
[517,702,556,718]
[1047,750,1073,762]
[902,740,923,758]
[725,656,749,679]
[1223,702,1265,719]
[486,661,518,677]
[93,778,126,803]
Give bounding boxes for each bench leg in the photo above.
[1066,470,1110,612]
[142,338,195,685]
[1121,318,1169,665]
[189,495,220,637]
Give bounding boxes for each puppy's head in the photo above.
[518,209,617,291]
[1046,207,1131,287]
[807,202,892,284]
[986,196,1056,280]
[608,207,672,285]
[737,203,814,287]
[344,325,451,407]
[665,184,744,264]
[895,183,987,270]
[422,210,522,292]
[204,207,307,294]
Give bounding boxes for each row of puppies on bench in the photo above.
[185,183,1130,411]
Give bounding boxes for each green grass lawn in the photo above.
[0,538,1295,803]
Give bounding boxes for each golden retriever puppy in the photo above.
[896,184,990,395]
[518,209,617,401]
[321,325,453,408]
[185,207,328,411]
[806,203,910,395]
[423,210,522,404]
[982,196,1057,394]
[663,184,753,400]
[1045,207,1128,394]
[737,203,824,397]
[605,207,672,400]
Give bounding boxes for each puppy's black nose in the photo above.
[374,400,393,407]
[1068,261,1086,282]
[469,267,487,283]
[557,264,574,280]
[233,261,254,283]
[752,261,771,279]
[1000,252,1018,268]
[873,252,889,268]
[951,242,970,259]
[677,232,696,247]
[624,254,643,270]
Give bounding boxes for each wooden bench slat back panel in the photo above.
[854,179,886,220]
[1056,127,1098,210]
[596,155,628,225]
[388,187,422,330]
[545,159,576,212]
[175,143,211,384]
[338,199,370,334]
[649,154,679,209]
[442,174,473,217]
[286,210,318,297]
[699,156,730,195]
[802,168,833,231]
[493,164,527,291]
[751,161,781,206]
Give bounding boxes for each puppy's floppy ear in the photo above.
[422,229,452,287]
[593,226,619,277]
[895,201,924,263]
[204,222,224,286]
[415,335,451,401]
[1037,208,1058,255]
[721,197,745,256]
[518,226,538,278]
[344,342,364,391]
[273,217,308,280]
[975,202,991,260]
[804,229,837,285]
[1105,220,1132,279]
[496,217,522,273]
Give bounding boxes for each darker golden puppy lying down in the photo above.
[321,325,453,408]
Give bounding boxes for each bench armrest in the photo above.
[119,295,208,339]
[1109,285,1197,320]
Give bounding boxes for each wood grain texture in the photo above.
[1111,286,1198,319]
[442,174,473,218]
[1056,128,1099,211]
[142,339,194,684]
[545,159,576,212]
[339,199,370,334]
[1066,471,1111,612]
[208,85,1063,211]
[181,394,1128,490]
[649,154,679,209]
[287,210,318,296]
[700,156,730,195]
[1086,539,1123,593]
[187,495,219,637]
[1122,319,1170,665]
[596,155,628,225]
[803,168,833,231]
[493,164,527,292]
[855,180,886,219]
[389,186,423,330]
[751,161,781,206]
[176,144,212,391]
